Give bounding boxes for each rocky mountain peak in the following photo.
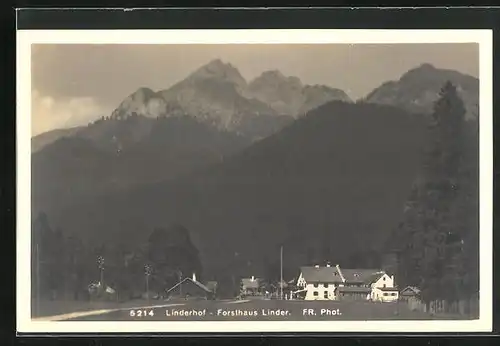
[111,87,167,119]
[364,63,479,120]
[131,87,157,101]
[106,60,352,134]
[187,58,248,89]
[250,70,303,88]
[416,63,436,71]
[259,69,286,79]
[247,70,350,117]
[399,63,438,81]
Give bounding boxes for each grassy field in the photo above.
[52,298,475,321]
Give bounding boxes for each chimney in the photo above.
[326,263,331,267]
[251,275,255,281]
[314,265,319,268]
[391,275,394,283]
[192,273,197,282]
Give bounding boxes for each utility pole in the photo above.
[145,264,152,301]
[97,256,105,292]
[280,245,283,300]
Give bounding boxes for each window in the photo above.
[383,284,386,288]
[324,292,328,298]
[324,284,328,288]
[313,283,318,288]
[391,293,397,296]
[313,291,318,296]
[383,293,389,296]
[383,276,386,281]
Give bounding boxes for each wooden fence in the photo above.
[405,296,479,319]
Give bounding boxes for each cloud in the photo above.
[32,89,110,136]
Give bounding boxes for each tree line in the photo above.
[31,214,202,302]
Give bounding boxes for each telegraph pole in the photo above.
[280,245,283,300]
[144,264,152,301]
[97,256,105,292]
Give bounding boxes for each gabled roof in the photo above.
[166,277,212,294]
[376,286,399,292]
[338,268,386,284]
[338,286,371,293]
[401,286,421,295]
[299,266,343,284]
[367,272,386,284]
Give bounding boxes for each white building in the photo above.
[338,268,399,302]
[296,264,344,300]
[296,264,399,302]
[369,275,399,302]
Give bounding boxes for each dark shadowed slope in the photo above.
[50,101,428,279]
[78,113,156,153]
[32,127,85,152]
[32,136,116,217]
[32,116,252,216]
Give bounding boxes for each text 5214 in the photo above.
[129,309,155,317]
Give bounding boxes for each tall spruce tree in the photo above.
[395,81,469,303]
[447,112,479,300]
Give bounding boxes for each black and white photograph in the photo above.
[16,29,493,333]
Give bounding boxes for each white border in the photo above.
[16,29,493,334]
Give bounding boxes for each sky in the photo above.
[31,43,479,136]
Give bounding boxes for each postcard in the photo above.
[16,28,493,334]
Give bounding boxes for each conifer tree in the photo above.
[395,81,470,303]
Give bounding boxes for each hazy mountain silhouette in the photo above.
[46,101,429,279]
[364,63,479,120]
[247,70,352,117]
[32,62,476,153]
[40,59,347,146]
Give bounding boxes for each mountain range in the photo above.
[108,59,352,139]
[31,61,479,279]
[365,63,479,120]
[32,59,352,152]
[32,61,479,153]
[41,101,429,279]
